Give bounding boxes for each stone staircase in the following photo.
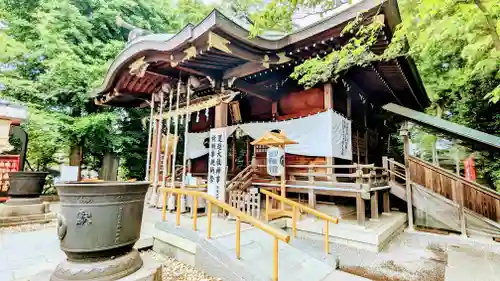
[153,218,370,281]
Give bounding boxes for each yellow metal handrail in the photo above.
[260,189,339,254]
[159,187,290,281]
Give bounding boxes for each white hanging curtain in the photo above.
[186,131,210,159]
[184,109,353,160]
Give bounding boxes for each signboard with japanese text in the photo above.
[266,147,284,176]
[207,128,227,202]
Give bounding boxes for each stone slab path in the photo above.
[1,202,500,281]
[0,203,164,281]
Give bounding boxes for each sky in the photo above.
[202,0,351,28]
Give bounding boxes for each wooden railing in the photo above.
[408,156,500,223]
[383,157,406,182]
[159,187,290,281]
[260,189,339,254]
[226,164,253,191]
[255,163,388,190]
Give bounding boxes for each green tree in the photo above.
[250,0,500,189]
[0,0,212,178]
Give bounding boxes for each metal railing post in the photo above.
[324,220,329,255]
[207,201,212,239]
[273,238,279,281]
[292,206,297,238]
[176,193,181,226]
[193,196,198,231]
[161,191,167,221]
[236,217,241,259]
[265,194,269,222]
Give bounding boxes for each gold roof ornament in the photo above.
[250,130,298,146]
[207,31,232,53]
[128,56,149,77]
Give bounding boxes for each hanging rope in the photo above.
[168,75,182,211]
[181,77,193,189]
[157,86,174,208]
[144,95,156,203]
[149,90,165,206]
[144,95,155,182]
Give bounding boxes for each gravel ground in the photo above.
[0,222,56,233]
[146,250,221,281]
[332,232,448,281]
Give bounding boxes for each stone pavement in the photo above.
[1,202,500,281]
[0,203,164,281]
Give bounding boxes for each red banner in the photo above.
[464,154,476,181]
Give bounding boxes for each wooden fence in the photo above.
[408,156,500,223]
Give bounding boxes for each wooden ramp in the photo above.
[386,157,500,239]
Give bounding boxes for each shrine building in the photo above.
[93,0,441,250]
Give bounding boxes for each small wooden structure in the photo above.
[251,130,297,220]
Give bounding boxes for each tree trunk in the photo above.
[100,153,120,181]
[69,144,83,181]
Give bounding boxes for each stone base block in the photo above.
[5,197,43,205]
[0,212,55,227]
[0,201,50,216]
[29,252,162,281]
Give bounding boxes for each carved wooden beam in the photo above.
[232,79,273,101]
[223,62,266,80]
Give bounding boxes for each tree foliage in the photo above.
[0,0,211,178]
[252,0,500,189]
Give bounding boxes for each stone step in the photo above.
[212,228,335,281]
[154,218,369,281]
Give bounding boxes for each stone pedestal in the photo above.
[30,251,163,281]
[0,200,55,227]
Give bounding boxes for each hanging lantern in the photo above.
[196,111,200,123]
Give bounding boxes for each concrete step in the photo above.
[154,220,369,281]
[213,228,335,281]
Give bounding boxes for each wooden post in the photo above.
[324,83,335,180]
[280,144,286,210]
[356,130,360,164]
[231,136,236,173]
[245,138,250,167]
[215,103,228,128]
[356,193,365,225]
[458,182,467,237]
[272,101,278,121]
[363,102,368,164]
[308,167,316,208]
[370,191,379,219]
[401,121,414,230]
[347,89,353,174]
[383,190,390,213]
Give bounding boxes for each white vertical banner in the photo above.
[207,128,227,202]
[331,111,352,160]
